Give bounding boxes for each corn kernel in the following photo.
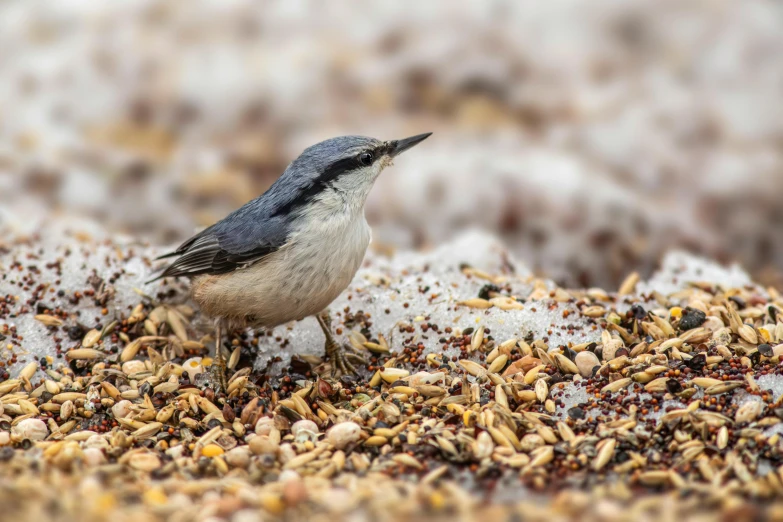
[202,444,224,457]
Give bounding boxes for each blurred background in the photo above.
[1,0,782,289]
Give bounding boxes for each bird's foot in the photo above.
[324,339,366,377]
[210,353,228,393]
[316,310,365,378]
[210,321,228,393]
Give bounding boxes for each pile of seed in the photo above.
[2,241,783,521]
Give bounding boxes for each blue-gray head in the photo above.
[267,133,432,216]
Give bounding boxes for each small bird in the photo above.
[150,133,431,387]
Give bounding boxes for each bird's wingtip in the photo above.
[154,251,179,261]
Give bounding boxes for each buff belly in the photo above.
[191,217,370,329]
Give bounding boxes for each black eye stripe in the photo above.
[271,144,386,218]
[321,145,385,176]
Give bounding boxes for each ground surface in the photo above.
[3,0,783,288]
[1,225,783,521]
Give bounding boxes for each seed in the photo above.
[581,306,606,318]
[490,296,524,310]
[435,436,457,455]
[536,425,557,445]
[553,353,579,374]
[495,385,509,409]
[283,445,327,469]
[327,422,361,449]
[121,339,142,362]
[681,445,704,462]
[167,310,188,342]
[60,400,74,421]
[735,401,762,424]
[202,444,225,457]
[487,354,508,374]
[18,399,39,416]
[602,378,632,394]
[704,381,743,395]
[415,385,446,397]
[470,326,485,351]
[618,272,640,295]
[690,377,723,388]
[459,360,486,377]
[249,435,279,455]
[380,368,410,383]
[228,347,241,369]
[650,314,675,337]
[363,342,389,354]
[112,400,133,419]
[100,381,121,401]
[575,351,600,378]
[12,418,48,441]
[527,446,554,468]
[632,372,654,384]
[66,348,104,360]
[472,431,494,460]
[82,329,101,348]
[52,392,87,403]
[389,385,417,397]
[523,365,545,385]
[535,379,549,402]
[593,438,616,471]
[154,404,175,423]
[392,453,423,469]
[154,380,180,394]
[292,419,318,439]
[18,362,38,381]
[458,298,492,309]
[738,324,758,344]
[520,434,545,452]
[517,390,537,402]
[717,426,729,449]
[644,377,668,393]
[34,314,63,327]
[556,422,575,442]
[128,452,161,472]
[638,470,670,486]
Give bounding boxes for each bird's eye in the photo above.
[359,151,374,166]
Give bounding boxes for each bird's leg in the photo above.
[211,321,228,392]
[317,311,362,377]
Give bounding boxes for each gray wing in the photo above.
[149,141,336,282]
[149,212,290,281]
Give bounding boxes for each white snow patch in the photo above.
[636,250,759,297]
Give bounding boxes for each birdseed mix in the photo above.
[1,232,783,522]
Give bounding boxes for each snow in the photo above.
[757,374,783,402]
[551,381,591,420]
[0,226,601,378]
[0,219,163,379]
[635,250,759,298]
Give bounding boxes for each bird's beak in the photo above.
[388,132,432,157]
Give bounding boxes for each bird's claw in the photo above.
[211,350,228,393]
[325,341,363,377]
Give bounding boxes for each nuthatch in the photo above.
[150,133,431,387]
